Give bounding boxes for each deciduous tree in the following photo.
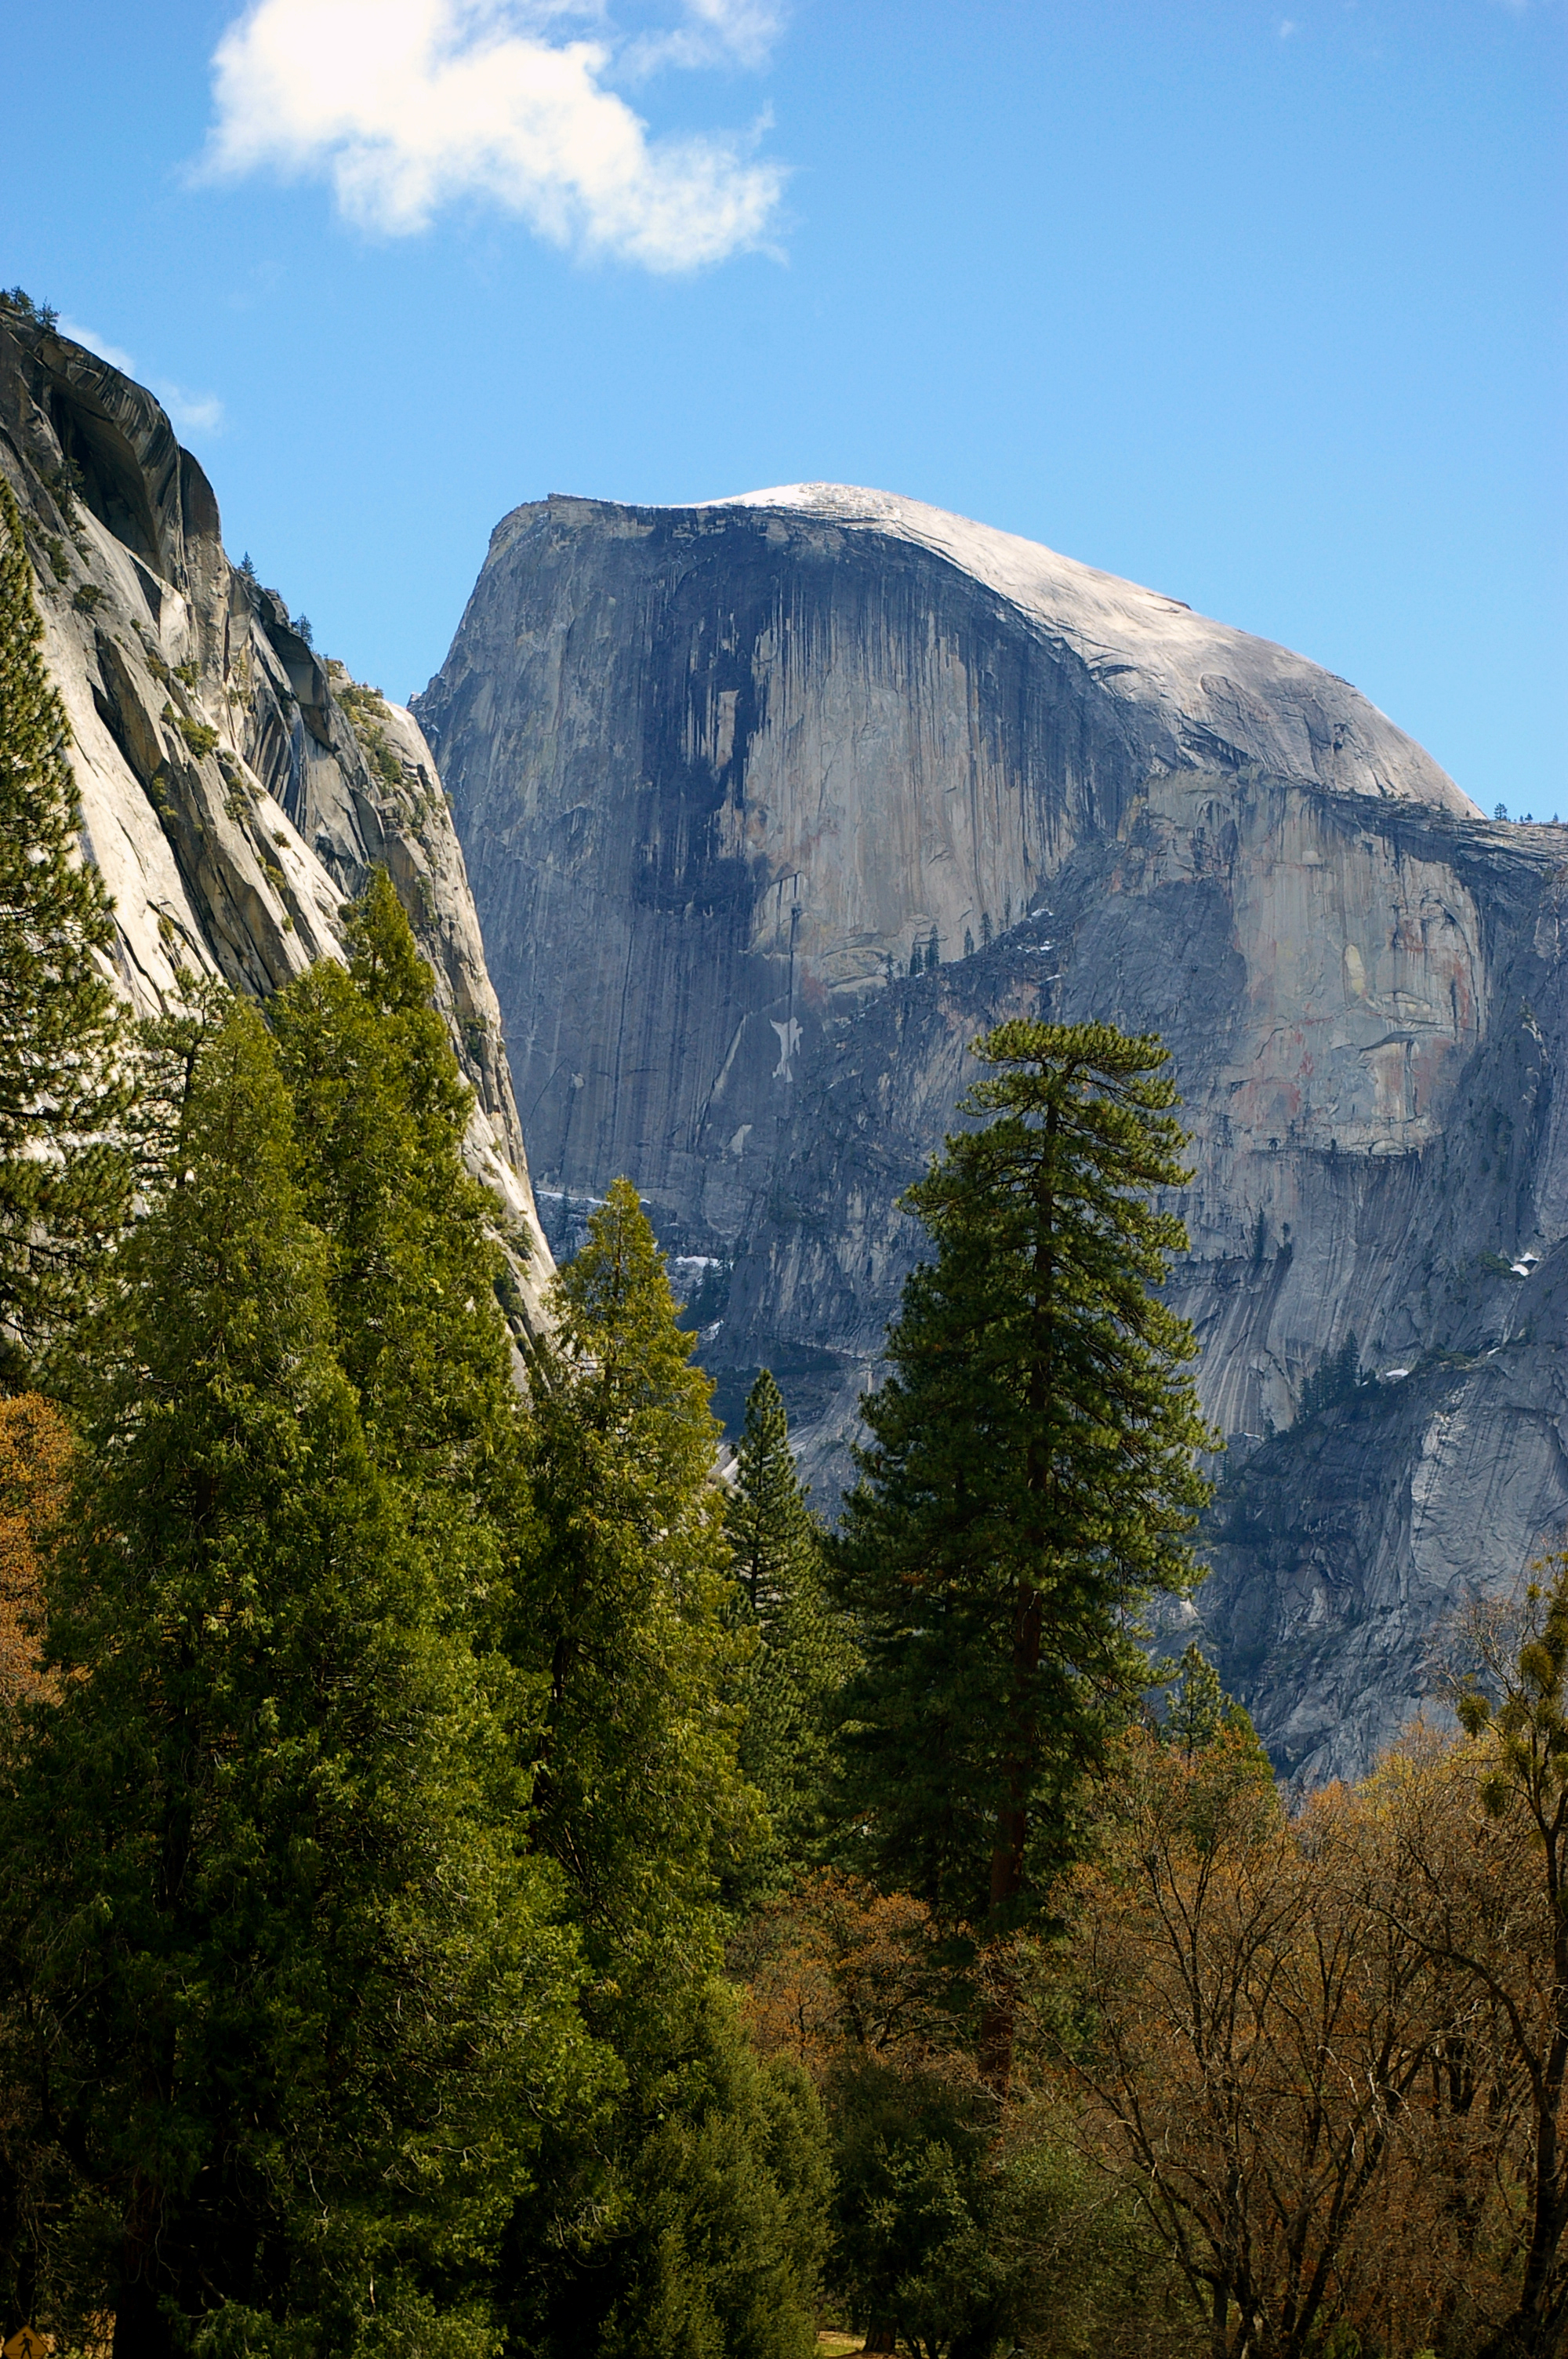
[0,1394,71,1703]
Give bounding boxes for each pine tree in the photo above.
[274,872,516,1463]
[271,874,530,1635]
[728,1369,853,1888]
[1164,1639,1226,1757]
[1298,1331,1363,1422]
[831,1019,1216,2089]
[0,476,129,1379]
[499,1188,829,2359]
[519,1176,750,1962]
[0,1004,591,2359]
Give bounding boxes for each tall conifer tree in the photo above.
[0,1004,590,2359]
[728,1369,853,1886]
[832,1020,1215,2088]
[500,1190,826,2359]
[0,477,129,1377]
[272,873,529,1628]
[521,1176,749,1960]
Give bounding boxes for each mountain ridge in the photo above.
[419,481,1568,1783]
[0,300,554,1329]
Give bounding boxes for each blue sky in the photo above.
[3,0,1562,814]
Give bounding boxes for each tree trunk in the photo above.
[978,1807,1023,2097]
[978,1582,1043,2098]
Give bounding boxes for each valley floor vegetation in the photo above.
[2,474,1567,2359]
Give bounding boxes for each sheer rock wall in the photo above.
[419,483,1568,1781]
[0,309,551,1327]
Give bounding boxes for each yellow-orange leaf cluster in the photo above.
[0,1392,71,1703]
[1038,1718,1566,2357]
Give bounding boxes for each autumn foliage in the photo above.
[1034,1693,1568,2358]
[0,1394,70,1703]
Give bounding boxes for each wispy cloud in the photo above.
[623,0,785,75]
[198,0,788,272]
[159,387,227,436]
[57,318,226,440]
[58,318,138,374]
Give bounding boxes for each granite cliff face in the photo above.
[0,306,551,1323]
[419,482,1568,1783]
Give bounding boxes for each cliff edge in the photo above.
[0,302,552,1327]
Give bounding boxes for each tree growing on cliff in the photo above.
[831,1020,1215,2091]
[0,476,130,1380]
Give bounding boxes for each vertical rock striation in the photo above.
[420,482,1568,1781]
[0,304,550,1325]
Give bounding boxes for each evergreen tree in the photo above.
[0,1004,592,2359]
[499,1187,831,2359]
[1163,1639,1226,1757]
[271,874,531,1641]
[0,475,130,1379]
[1297,1331,1364,1422]
[728,1369,853,1888]
[519,1176,750,1962]
[831,1020,1215,2089]
[273,873,518,1472]
[506,1982,828,2359]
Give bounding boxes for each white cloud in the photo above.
[56,318,226,440]
[200,0,788,271]
[58,317,136,374]
[158,387,227,437]
[623,0,785,74]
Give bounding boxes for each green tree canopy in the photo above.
[831,1020,1216,2081]
[0,1002,593,2359]
[271,873,532,1647]
[272,871,520,1475]
[0,476,130,1381]
[518,1176,750,1970]
[495,1188,835,2358]
[727,1369,854,1891]
[505,1982,828,2359]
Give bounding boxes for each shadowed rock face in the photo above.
[0,307,551,1329]
[422,481,1568,1784]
